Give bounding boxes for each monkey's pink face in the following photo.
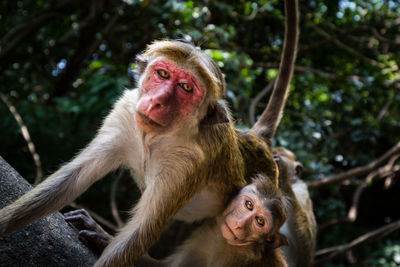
[220,187,273,246]
[136,59,204,132]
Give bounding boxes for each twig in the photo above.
[308,141,400,189]
[313,219,400,266]
[377,97,393,121]
[307,22,386,69]
[51,3,120,98]
[110,170,124,227]
[254,63,366,82]
[371,27,400,46]
[318,156,399,232]
[249,78,275,125]
[0,93,43,184]
[69,202,118,232]
[0,13,60,61]
[300,26,370,53]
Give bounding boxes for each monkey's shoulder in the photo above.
[235,129,277,183]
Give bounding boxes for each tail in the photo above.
[252,0,299,139]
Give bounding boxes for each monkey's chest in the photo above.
[174,185,223,223]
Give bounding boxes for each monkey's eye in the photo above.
[256,216,265,226]
[245,200,253,211]
[178,83,193,93]
[156,69,170,79]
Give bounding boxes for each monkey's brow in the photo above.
[242,185,257,195]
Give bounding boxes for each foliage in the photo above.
[1,0,399,265]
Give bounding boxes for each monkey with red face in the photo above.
[0,0,299,265]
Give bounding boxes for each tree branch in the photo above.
[0,156,97,265]
[313,219,400,266]
[110,170,124,228]
[249,78,275,125]
[307,22,386,69]
[318,156,399,232]
[308,142,400,189]
[0,94,42,184]
[51,1,121,98]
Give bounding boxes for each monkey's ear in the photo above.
[266,233,288,249]
[132,54,149,81]
[294,161,304,175]
[201,102,230,125]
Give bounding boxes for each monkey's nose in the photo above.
[234,215,251,229]
[147,97,163,112]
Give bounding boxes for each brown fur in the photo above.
[0,0,299,264]
[136,175,288,267]
[273,147,317,267]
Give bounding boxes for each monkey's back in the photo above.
[236,129,278,187]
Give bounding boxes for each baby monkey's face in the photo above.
[220,185,274,246]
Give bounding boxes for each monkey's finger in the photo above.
[64,214,96,230]
[63,208,89,218]
[79,230,110,250]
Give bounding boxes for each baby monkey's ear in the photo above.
[266,232,289,249]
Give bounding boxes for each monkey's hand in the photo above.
[64,209,113,254]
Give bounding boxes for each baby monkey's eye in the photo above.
[156,69,170,79]
[256,216,265,226]
[245,200,253,211]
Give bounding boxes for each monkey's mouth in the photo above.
[136,111,162,127]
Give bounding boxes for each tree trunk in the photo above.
[0,156,97,266]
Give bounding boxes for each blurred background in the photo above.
[0,0,399,266]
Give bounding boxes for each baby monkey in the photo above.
[67,174,289,267]
[152,174,289,267]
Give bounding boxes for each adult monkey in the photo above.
[0,1,299,267]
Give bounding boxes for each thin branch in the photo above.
[318,156,400,232]
[0,93,42,184]
[254,62,366,82]
[51,3,120,98]
[318,217,353,232]
[300,26,370,53]
[110,170,124,227]
[249,78,275,125]
[371,27,400,46]
[377,97,394,121]
[69,202,118,232]
[308,141,400,189]
[307,22,386,69]
[313,219,400,266]
[0,13,60,61]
